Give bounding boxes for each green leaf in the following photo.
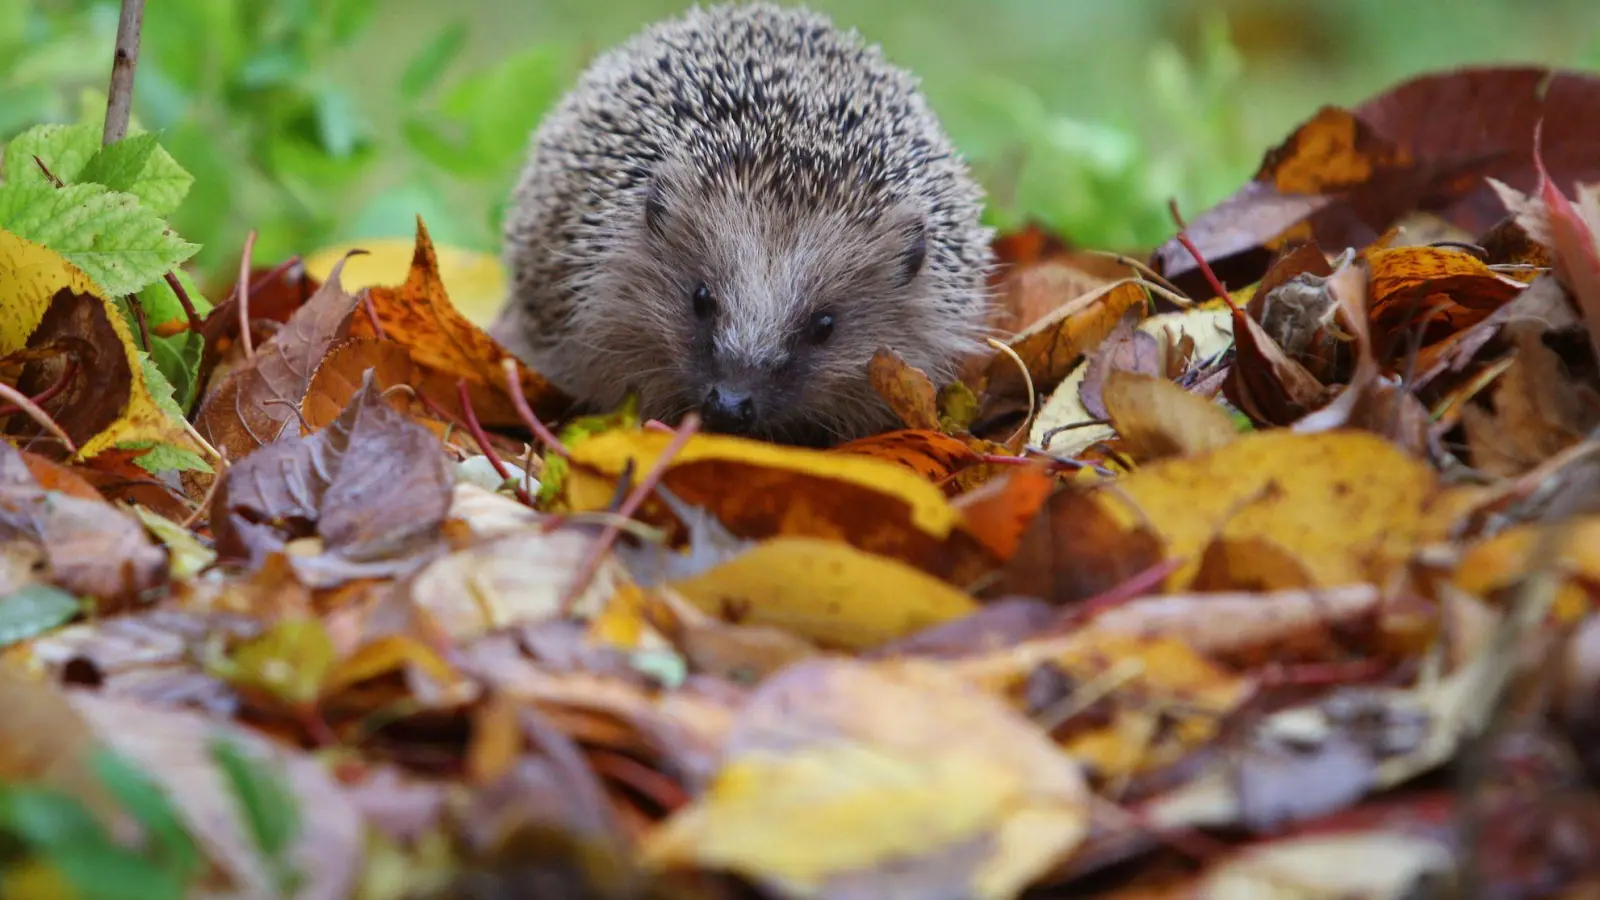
[78,133,157,192]
[130,506,216,580]
[81,134,195,218]
[123,442,212,476]
[89,750,200,879]
[0,584,82,649]
[0,181,200,296]
[400,20,469,101]
[148,332,204,414]
[1,122,101,187]
[52,842,191,900]
[134,267,211,328]
[211,738,302,895]
[312,85,363,158]
[0,786,110,849]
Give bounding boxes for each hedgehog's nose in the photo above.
[701,386,756,434]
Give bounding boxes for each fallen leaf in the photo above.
[829,428,984,485]
[565,428,982,579]
[1093,429,1451,589]
[0,439,166,602]
[867,348,942,431]
[304,235,508,328]
[1152,67,1600,294]
[983,278,1150,411]
[195,257,362,462]
[1103,369,1239,462]
[983,483,1165,606]
[642,658,1090,900]
[210,368,453,587]
[347,218,568,426]
[666,537,980,651]
[1461,321,1600,475]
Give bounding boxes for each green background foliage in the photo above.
[6,0,1600,287]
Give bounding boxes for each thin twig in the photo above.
[102,0,146,145]
[361,291,387,340]
[0,360,77,418]
[456,379,533,506]
[499,357,569,459]
[236,229,257,361]
[559,413,701,615]
[162,272,204,333]
[0,382,76,454]
[1168,199,1236,309]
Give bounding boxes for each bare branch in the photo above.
[103,0,147,145]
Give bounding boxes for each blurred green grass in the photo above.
[6,0,1600,288]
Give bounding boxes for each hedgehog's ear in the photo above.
[894,218,928,287]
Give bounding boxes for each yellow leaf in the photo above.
[222,617,336,706]
[568,428,961,541]
[953,631,1252,780]
[1095,429,1448,588]
[1452,517,1600,623]
[322,634,466,697]
[304,236,507,328]
[643,658,1089,899]
[0,228,99,353]
[0,229,197,460]
[667,537,979,651]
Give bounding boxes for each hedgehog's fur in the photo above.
[490,2,995,444]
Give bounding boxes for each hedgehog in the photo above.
[489,2,995,445]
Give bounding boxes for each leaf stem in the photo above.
[455,379,533,506]
[559,413,700,616]
[499,357,569,460]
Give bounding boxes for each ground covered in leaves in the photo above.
[3,63,1600,900]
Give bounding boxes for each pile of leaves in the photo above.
[5,60,1600,900]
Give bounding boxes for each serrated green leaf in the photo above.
[0,584,82,648]
[0,181,199,296]
[1,122,100,187]
[79,135,194,218]
[52,842,190,900]
[78,134,158,192]
[0,786,110,849]
[147,332,204,414]
[137,350,185,421]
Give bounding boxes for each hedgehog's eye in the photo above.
[691,283,716,319]
[806,310,835,345]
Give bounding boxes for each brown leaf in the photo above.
[5,289,131,453]
[349,218,570,426]
[981,278,1150,411]
[1224,301,1333,426]
[195,258,362,462]
[211,368,453,587]
[1366,245,1526,363]
[1461,321,1600,476]
[867,347,942,431]
[1079,309,1162,420]
[0,439,166,602]
[1152,67,1600,295]
[982,483,1165,605]
[952,464,1058,562]
[1102,369,1239,462]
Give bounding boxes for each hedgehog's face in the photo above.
[590,170,952,444]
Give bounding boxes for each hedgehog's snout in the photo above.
[700,385,758,434]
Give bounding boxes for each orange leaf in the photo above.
[349,218,570,427]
